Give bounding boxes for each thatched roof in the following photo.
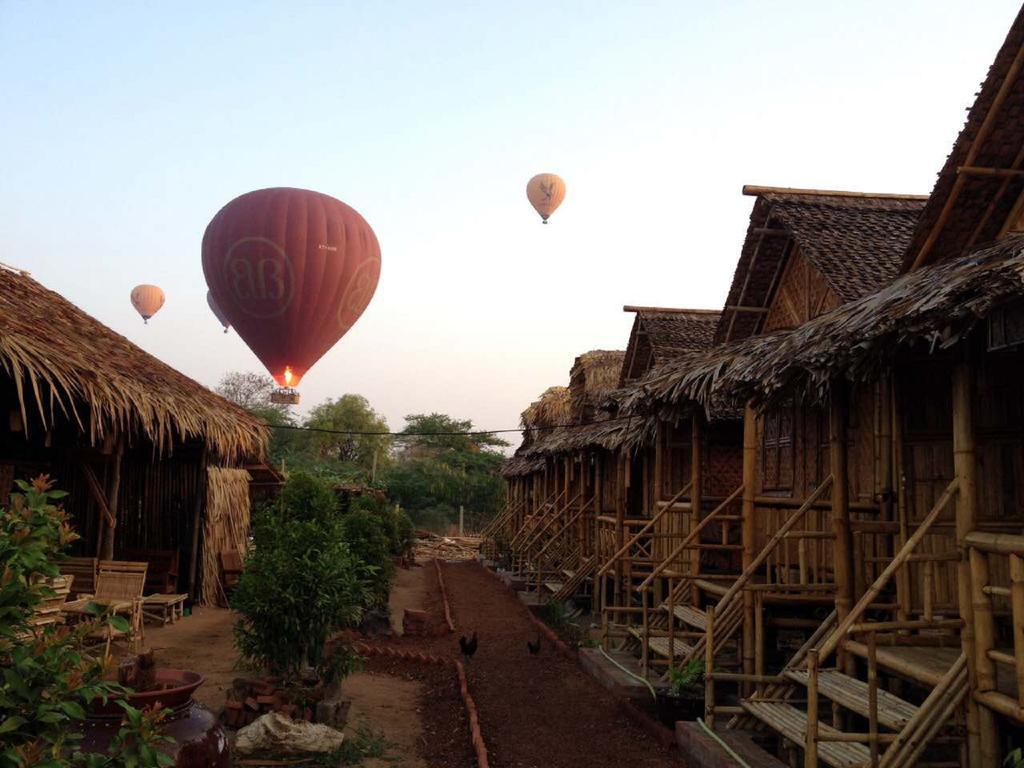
[635,235,1024,411]
[520,386,571,430]
[0,266,268,462]
[569,350,625,422]
[620,307,720,385]
[904,5,1024,271]
[500,453,546,478]
[716,187,927,343]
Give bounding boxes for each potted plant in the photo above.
[656,659,705,726]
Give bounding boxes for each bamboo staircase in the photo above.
[714,478,970,768]
[509,488,567,576]
[596,480,694,648]
[530,497,595,598]
[633,478,834,680]
[480,497,525,561]
[515,490,582,587]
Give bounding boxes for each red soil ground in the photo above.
[432,560,682,768]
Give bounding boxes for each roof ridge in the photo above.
[743,184,928,201]
[623,305,721,315]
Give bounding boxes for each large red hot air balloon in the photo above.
[202,188,381,390]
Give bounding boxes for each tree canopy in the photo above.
[216,373,506,530]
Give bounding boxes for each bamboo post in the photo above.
[952,355,996,768]
[641,595,650,675]
[969,547,995,695]
[754,589,764,692]
[868,631,880,768]
[742,403,758,694]
[188,444,209,597]
[705,604,716,728]
[1012,554,1024,711]
[892,377,911,626]
[805,649,819,768]
[100,442,124,560]
[829,380,854,622]
[691,413,703,605]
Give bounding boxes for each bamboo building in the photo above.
[0,265,269,601]
[489,6,1024,765]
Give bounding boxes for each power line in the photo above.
[265,414,633,438]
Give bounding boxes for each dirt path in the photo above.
[342,672,427,768]
[440,560,682,768]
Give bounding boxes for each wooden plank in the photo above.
[785,669,919,730]
[741,701,870,768]
[665,603,708,630]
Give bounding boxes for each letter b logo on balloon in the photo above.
[223,237,294,318]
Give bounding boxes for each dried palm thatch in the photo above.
[500,454,546,478]
[634,236,1024,411]
[569,350,625,421]
[201,466,252,606]
[520,386,571,430]
[0,267,268,462]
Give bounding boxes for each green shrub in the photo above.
[233,508,369,683]
[388,507,415,557]
[340,510,393,608]
[666,660,705,697]
[0,475,171,768]
[277,472,338,523]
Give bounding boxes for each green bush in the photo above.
[387,507,415,558]
[0,475,171,768]
[340,510,393,608]
[277,472,338,523]
[233,508,369,683]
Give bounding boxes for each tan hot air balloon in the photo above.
[130,284,165,324]
[526,173,566,224]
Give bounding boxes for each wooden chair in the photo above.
[220,550,244,591]
[59,557,97,597]
[123,549,180,594]
[63,560,148,658]
[18,575,74,640]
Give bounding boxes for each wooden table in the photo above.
[142,594,187,625]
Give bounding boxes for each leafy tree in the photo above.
[304,395,392,479]
[385,413,507,531]
[215,371,293,425]
[397,413,507,454]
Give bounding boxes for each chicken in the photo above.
[527,634,542,655]
[459,631,478,661]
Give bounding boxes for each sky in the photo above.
[1,1,1020,444]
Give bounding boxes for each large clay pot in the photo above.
[81,669,229,767]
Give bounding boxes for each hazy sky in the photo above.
[1,1,1019,440]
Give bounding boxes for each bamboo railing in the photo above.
[795,477,962,768]
[596,480,693,577]
[595,480,693,646]
[516,490,582,577]
[532,497,594,594]
[966,530,1024,724]
[812,477,959,665]
[645,477,835,681]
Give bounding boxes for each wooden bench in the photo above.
[142,593,188,625]
[124,549,180,594]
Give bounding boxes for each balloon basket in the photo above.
[270,388,300,405]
